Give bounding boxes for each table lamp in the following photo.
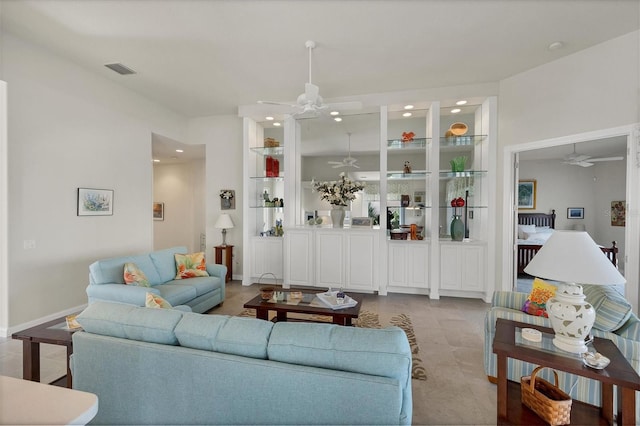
[524,230,626,353]
[214,214,234,247]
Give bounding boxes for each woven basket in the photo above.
[264,138,280,148]
[521,366,572,426]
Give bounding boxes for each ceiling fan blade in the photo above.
[565,154,591,162]
[257,100,296,107]
[577,162,594,167]
[585,156,624,162]
[332,163,346,168]
[325,101,363,111]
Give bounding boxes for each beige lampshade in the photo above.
[524,230,625,285]
[214,214,234,229]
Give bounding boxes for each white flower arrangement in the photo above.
[311,172,364,207]
[220,190,234,200]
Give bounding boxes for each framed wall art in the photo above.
[220,189,235,210]
[77,188,113,216]
[153,202,164,221]
[611,201,626,226]
[567,207,584,219]
[517,180,536,210]
[351,217,373,228]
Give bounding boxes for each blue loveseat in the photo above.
[71,301,413,425]
[86,246,225,313]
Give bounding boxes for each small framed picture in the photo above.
[351,217,373,227]
[77,188,113,216]
[518,180,536,210]
[567,207,584,219]
[153,202,164,221]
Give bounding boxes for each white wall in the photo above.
[153,160,205,252]
[519,159,626,262]
[1,33,187,331]
[187,115,243,278]
[498,30,639,290]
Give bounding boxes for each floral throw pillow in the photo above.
[174,252,209,279]
[522,278,557,318]
[145,292,172,309]
[123,262,150,287]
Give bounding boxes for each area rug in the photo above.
[237,309,427,381]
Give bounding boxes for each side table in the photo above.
[215,244,233,282]
[493,318,640,425]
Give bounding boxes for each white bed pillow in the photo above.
[524,229,553,243]
[517,224,536,239]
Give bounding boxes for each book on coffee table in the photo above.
[316,291,358,310]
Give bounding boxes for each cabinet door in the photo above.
[460,245,484,291]
[285,230,313,286]
[346,232,378,291]
[316,232,344,288]
[388,244,408,287]
[407,244,428,288]
[440,245,461,290]
[251,238,283,279]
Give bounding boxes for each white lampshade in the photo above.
[214,214,235,230]
[524,230,626,353]
[524,230,625,285]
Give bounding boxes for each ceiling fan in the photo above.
[328,133,360,169]
[257,40,362,118]
[562,143,624,167]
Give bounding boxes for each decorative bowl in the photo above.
[260,287,275,300]
[449,122,468,136]
[582,352,610,369]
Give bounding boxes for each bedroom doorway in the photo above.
[502,125,640,313]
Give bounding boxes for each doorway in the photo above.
[502,125,640,312]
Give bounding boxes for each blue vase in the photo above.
[450,215,464,241]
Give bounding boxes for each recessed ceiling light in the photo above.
[330,111,340,116]
[153,159,160,163]
[175,149,184,153]
[456,100,467,105]
[451,108,461,113]
[548,41,564,51]
[402,112,412,117]
[404,105,414,110]
[265,116,274,121]
[273,122,281,126]
[334,117,343,122]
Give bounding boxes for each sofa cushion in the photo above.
[90,254,162,286]
[175,313,273,359]
[174,252,209,279]
[268,322,411,383]
[583,284,633,332]
[154,283,198,306]
[522,278,557,318]
[174,276,219,296]
[124,262,150,287]
[145,292,172,309]
[149,246,187,283]
[76,301,182,345]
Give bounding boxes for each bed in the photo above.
[517,209,618,275]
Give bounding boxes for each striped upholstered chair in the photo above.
[484,285,640,423]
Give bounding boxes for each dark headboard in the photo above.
[518,209,556,229]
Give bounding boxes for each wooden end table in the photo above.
[243,288,362,326]
[12,316,80,388]
[214,245,233,282]
[493,318,640,425]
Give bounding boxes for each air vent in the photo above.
[104,63,136,75]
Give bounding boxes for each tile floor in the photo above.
[0,282,497,425]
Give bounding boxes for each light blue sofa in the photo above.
[71,301,413,425]
[485,286,640,423]
[86,246,225,313]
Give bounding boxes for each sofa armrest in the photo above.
[206,263,227,280]
[491,291,528,310]
[86,283,160,306]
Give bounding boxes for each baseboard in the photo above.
[2,303,87,338]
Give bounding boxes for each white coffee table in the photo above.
[0,375,98,425]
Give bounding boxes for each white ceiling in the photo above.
[2,0,638,162]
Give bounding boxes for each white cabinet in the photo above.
[388,242,429,290]
[439,243,484,293]
[345,232,378,291]
[315,231,345,288]
[284,229,314,286]
[250,237,283,280]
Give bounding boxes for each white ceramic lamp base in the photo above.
[546,283,596,354]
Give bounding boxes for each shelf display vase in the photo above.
[330,205,346,228]
[450,214,464,241]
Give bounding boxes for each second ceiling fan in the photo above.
[562,143,624,167]
[328,133,359,169]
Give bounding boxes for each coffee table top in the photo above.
[244,288,362,318]
[493,318,640,390]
